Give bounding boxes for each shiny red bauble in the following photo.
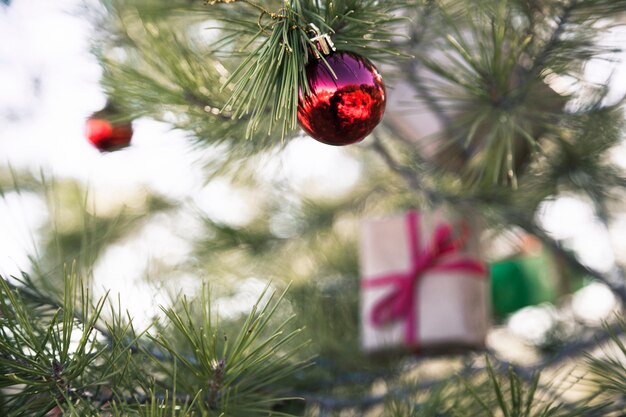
[297,51,386,146]
[85,117,133,152]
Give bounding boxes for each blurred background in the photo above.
[1,0,371,324]
[1,0,623,334]
[2,0,626,413]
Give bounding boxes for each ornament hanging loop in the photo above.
[307,23,336,59]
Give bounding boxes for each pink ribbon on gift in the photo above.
[362,211,487,346]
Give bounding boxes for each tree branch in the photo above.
[370,133,626,307]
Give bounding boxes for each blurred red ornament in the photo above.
[85,116,133,152]
[45,406,63,417]
[297,51,386,146]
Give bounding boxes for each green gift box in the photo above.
[490,252,559,319]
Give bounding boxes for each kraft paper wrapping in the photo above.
[360,210,489,353]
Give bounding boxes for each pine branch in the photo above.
[371,133,626,306]
[587,318,626,397]
[3,274,108,337]
[206,0,411,139]
[218,2,314,139]
[0,272,308,415]
[530,321,626,372]
[0,271,115,415]
[400,0,624,188]
[143,283,309,416]
[293,366,469,412]
[292,318,626,414]
[299,346,620,415]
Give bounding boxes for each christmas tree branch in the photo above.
[399,0,625,187]
[304,320,626,413]
[371,131,626,306]
[0,271,120,415]
[204,0,411,139]
[486,355,580,412]
[2,273,114,346]
[296,343,619,415]
[0,272,308,415]
[587,316,626,397]
[295,369,458,413]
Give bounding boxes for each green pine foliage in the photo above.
[587,317,626,398]
[383,359,610,417]
[0,272,307,416]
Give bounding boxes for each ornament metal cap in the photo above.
[307,23,336,59]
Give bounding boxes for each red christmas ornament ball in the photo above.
[297,51,386,146]
[85,117,133,152]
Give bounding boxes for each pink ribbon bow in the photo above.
[362,211,486,346]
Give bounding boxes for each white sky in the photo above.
[0,0,623,330]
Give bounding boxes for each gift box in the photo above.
[490,238,586,319]
[490,255,562,319]
[359,210,489,353]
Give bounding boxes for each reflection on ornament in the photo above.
[297,51,386,146]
